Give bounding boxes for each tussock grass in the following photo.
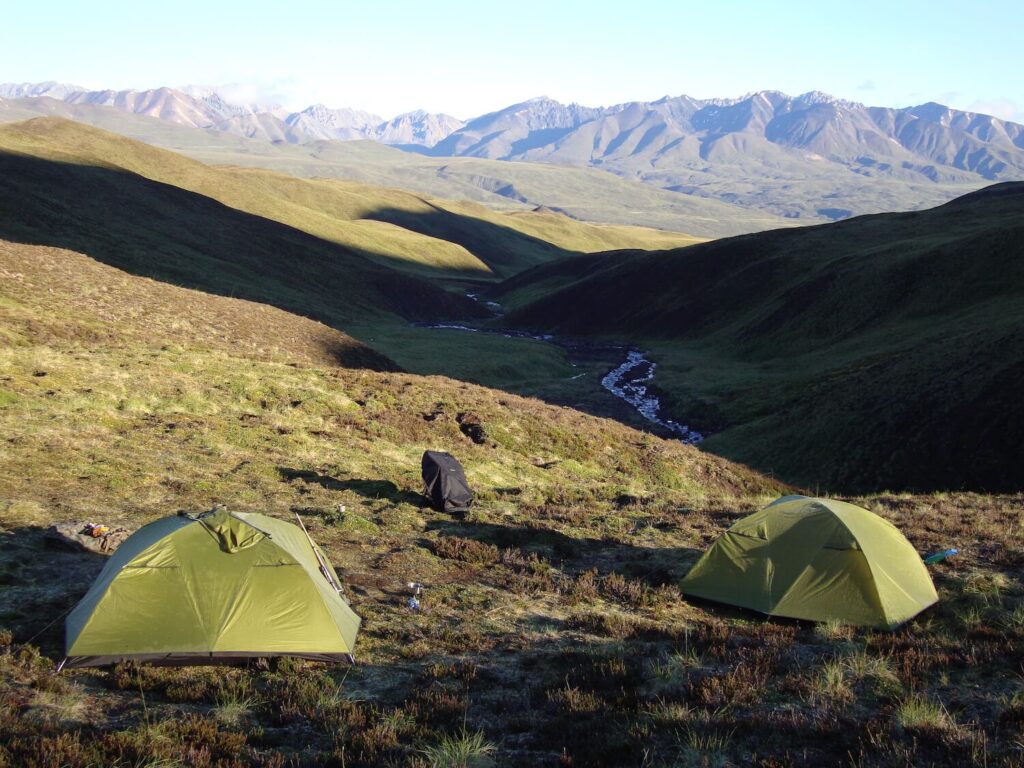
[895,694,956,731]
[419,728,496,768]
[674,726,734,767]
[212,680,259,727]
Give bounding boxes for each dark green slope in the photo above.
[0,150,485,332]
[498,183,1024,492]
[499,183,1024,342]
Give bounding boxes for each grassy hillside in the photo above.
[3,238,1022,766]
[498,183,1024,492]
[0,240,395,371]
[0,117,714,446]
[0,115,705,279]
[0,117,703,282]
[0,119,491,328]
[0,99,789,238]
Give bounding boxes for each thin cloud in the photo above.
[857,80,876,91]
[968,98,1023,123]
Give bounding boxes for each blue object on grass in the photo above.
[923,548,958,565]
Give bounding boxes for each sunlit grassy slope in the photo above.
[2,237,1022,767]
[498,183,1024,492]
[0,98,790,239]
[0,117,703,281]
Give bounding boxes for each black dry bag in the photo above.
[421,450,474,514]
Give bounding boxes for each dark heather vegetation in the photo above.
[2,238,1024,767]
[496,183,1024,493]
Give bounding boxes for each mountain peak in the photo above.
[795,90,863,109]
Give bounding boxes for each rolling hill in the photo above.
[0,98,787,238]
[0,240,396,371]
[0,118,706,298]
[0,118,491,330]
[497,183,1024,492]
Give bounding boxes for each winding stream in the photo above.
[600,351,703,444]
[418,298,704,444]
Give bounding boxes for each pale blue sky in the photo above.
[4,0,1022,121]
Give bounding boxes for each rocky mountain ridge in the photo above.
[0,82,464,146]
[3,82,1022,217]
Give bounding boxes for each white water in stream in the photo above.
[421,318,704,444]
[601,351,704,444]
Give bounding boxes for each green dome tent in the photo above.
[62,509,360,668]
[681,496,938,629]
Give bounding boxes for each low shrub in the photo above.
[434,537,500,565]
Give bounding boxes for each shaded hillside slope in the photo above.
[2,227,1023,767]
[499,184,1024,492]
[0,121,489,327]
[0,117,704,279]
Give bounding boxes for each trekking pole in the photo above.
[294,512,345,596]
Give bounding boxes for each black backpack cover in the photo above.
[421,450,474,513]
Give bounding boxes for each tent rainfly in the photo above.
[421,450,474,514]
[62,508,360,668]
[681,495,938,629]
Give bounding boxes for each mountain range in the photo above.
[436,91,1024,219]
[439,91,1024,179]
[0,82,465,147]
[3,81,1023,221]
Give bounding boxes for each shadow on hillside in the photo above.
[0,148,711,457]
[0,149,500,369]
[425,519,702,585]
[0,148,699,441]
[278,468,425,506]
[0,526,107,657]
[362,203,580,277]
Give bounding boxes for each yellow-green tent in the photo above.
[63,509,360,668]
[681,496,937,629]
